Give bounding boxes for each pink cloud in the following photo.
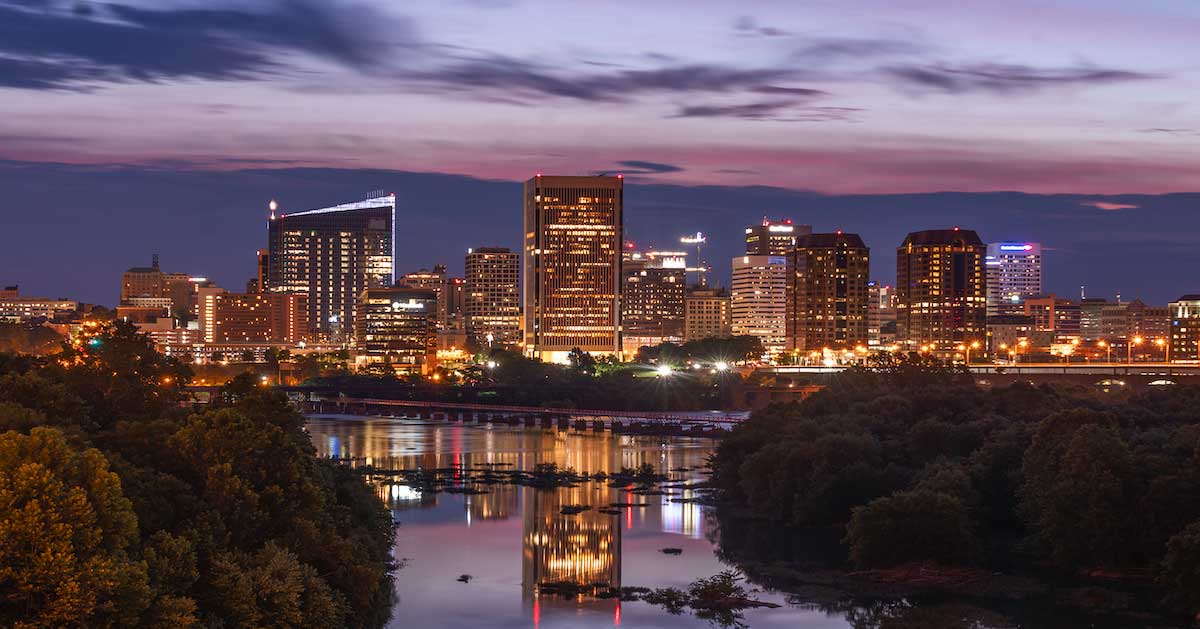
[1082,200,1140,210]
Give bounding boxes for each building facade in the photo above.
[209,292,309,344]
[731,255,788,358]
[1099,299,1169,341]
[0,286,77,322]
[1169,295,1200,363]
[266,194,394,339]
[985,242,1042,317]
[1024,294,1081,340]
[896,229,987,350]
[1079,298,1108,340]
[744,218,811,256]
[465,247,521,345]
[354,287,438,374]
[522,175,622,362]
[684,288,731,342]
[867,281,897,348]
[621,249,687,352]
[786,232,870,352]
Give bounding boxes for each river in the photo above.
[306,416,1154,629]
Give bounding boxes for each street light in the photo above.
[1155,338,1168,363]
[998,343,1008,364]
[656,364,674,377]
[1098,339,1111,363]
[1129,336,1143,364]
[1016,339,1028,364]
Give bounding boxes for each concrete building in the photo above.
[986,314,1035,354]
[684,287,731,342]
[896,228,987,351]
[985,242,1042,317]
[1079,298,1108,340]
[465,247,521,345]
[266,194,394,339]
[354,287,438,374]
[0,286,77,322]
[786,232,870,353]
[1024,294,1080,340]
[731,255,788,358]
[1100,299,1169,341]
[744,218,811,256]
[522,175,622,362]
[209,292,309,344]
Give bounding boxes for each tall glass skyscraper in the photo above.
[522,175,622,362]
[985,242,1043,316]
[266,194,394,338]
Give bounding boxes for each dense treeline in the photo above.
[711,353,1200,616]
[0,322,395,627]
[0,321,65,355]
[308,347,743,411]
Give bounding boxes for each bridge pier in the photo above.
[592,420,605,432]
[523,415,537,427]
[573,419,587,431]
[556,416,570,429]
[611,420,625,433]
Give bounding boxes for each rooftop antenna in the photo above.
[152,253,159,271]
[1080,285,1085,300]
[680,232,707,286]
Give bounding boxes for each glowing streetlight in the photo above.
[715,362,729,371]
[656,364,674,377]
[1155,338,1169,363]
[1129,336,1144,364]
[1098,339,1111,363]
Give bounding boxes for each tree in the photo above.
[0,427,150,627]
[566,347,596,375]
[844,489,979,567]
[1160,520,1200,616]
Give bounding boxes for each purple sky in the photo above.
[1,0,1198,193]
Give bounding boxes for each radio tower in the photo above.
[680,232,707,286]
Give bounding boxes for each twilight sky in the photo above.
[1,0,1199,305]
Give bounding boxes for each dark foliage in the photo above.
[711,353,1200,615]
[0,322,396,627]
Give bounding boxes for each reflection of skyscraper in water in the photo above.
[466,483,518,521]
[522,485,621,607]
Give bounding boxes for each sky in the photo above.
[1,0,1198,305]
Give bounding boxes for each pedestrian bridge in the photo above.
[760,363,1200,390]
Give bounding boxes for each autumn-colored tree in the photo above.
[0,427,150,628]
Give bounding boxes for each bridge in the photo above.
[294,395,748,437]
[760,363,1200,391]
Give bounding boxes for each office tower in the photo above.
[400,265,448,327]
[744,218,812,256]
[354,287,438,374]
[684,287,731,342]
[465,247,521,344]
[786,232,870,353]
[266,193,394,338]
[986,315,1035,353]
[985,242,1043,316]
[523,175,622,362]
[196,285,227,343]
[896,228,987,350]
[1169,296,1200,363]
[445,277,465,328]
[1079,298,1108,340]
[867,281,897,348]
[247,249,270,293]
[621,248,687,353]
[1023,294,1080,340]
[209,293,309,343]
[730,255,788,358]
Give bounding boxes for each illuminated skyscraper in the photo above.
[867,281,897,347]
[896,229,987,350]
[465,247,521,344]
[354,287,438,374]
[621,248,687,353]
[731,255,788,358]
[523,175,622,362]
[744,218,811,256]
[786,232,870,352]
[266,194,394,338]
[684,287,731,342]
[985,242,1042,316]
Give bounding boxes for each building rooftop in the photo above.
[796,232,867,249]
[283,194,396,218]
[902,229,984,247]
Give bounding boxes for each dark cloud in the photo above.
[792,37,928,61]
[0,0,405,90]
[751,85,827,96]
[671,101,860,122]
[407,57,801,103]
[1081,200,1139,211]
[884,62,1155,94]
[734,16,790,37]
[1139,128,1200,137]
[616,160,684,174]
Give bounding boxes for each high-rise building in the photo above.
[867,281,897,348]
[1024,294,1080,340]
[209,292,309,344]
[266,194,394,339]
[744,218,812,256]
[985,242,1042,317]
[522,175,622,362]
[400,265,448,327]
[465,247,521,344]
[786,232,870,353]
[445,277,465,329]
[1169,295,1200,363]
[684,287,731,342]
[731,255,788,358]
[354,287,438,374]
[246,249,270,293]
[120,255,197,317]
[896,229,987,350]
[621,248,687,353]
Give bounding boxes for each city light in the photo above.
[656,365,673,377]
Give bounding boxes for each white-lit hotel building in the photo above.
[985,242,1042,317]
[730,255,788,359]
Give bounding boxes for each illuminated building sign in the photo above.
[999,244,1034,252]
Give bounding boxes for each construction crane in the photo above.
[680,232,708,286]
